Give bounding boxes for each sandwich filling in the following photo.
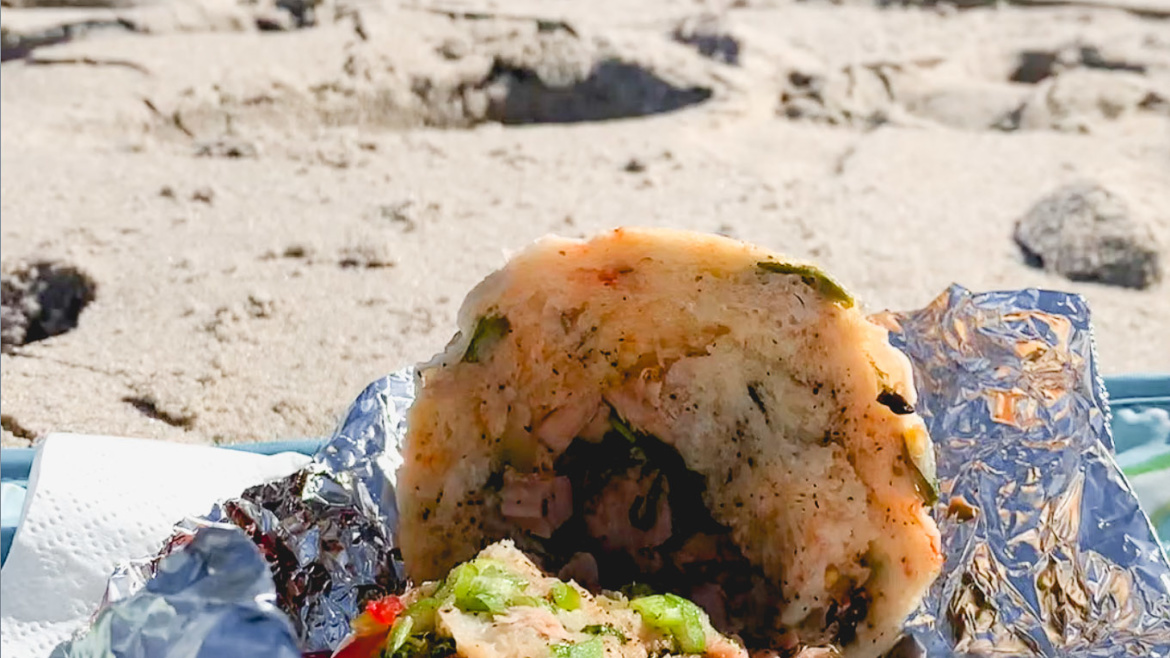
[477,403,881,649]
[334,540,747,658]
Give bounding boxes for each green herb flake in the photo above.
[583,624,628,643]
[550,637,604,658]
[386,616,415,655]
[392,634,457,658]
[463,315,511,363]
[756,261,854,308]
[404,597,440,633]
[861,549,885,583]
[630,594,708,654]
[550,581,581,611]
[909,460,940,507]
[428,636,457,658]
[902,431,939,506]
[512,594,557,612]
[619,582,657,599]
[609,409,639,444]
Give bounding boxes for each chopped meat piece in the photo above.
[674,533,723,567]
[500,470,573,538]
[690,583,730,632]
[584,468,672,552]
[558,552,600,591]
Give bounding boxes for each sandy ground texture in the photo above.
[1,0,1169,447]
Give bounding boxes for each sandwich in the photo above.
[396,228,942,657]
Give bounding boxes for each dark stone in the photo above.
[1014,183,1162,289]
[485,58,712,125]
[1,261,97,352]
[1010,45,1146,84]
[1010,50,1060,84]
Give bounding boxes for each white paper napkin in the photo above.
[0,434,311,658]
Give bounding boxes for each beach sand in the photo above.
[2,0,1168,447]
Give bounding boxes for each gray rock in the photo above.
[1014,183,1162,289]
[481,29,714,125]
[671,13,740,65]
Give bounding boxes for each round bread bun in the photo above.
[398,228,942,657]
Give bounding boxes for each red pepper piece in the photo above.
[365,595,405,626]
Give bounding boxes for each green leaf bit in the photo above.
[757,261,854,308]
[630,594,708,654]
[550,581,582,611]
[582,625,629,643]
[463,315,511,363]
[902,439,940,506]
[550,638,604,658]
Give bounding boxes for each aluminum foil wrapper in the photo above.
[54,370,417,657]
[886,286,1170,657]
[60,285,1170,658]
[50,524,302,658]
[199,367,415,651]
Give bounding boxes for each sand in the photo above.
[1,0,1168,447]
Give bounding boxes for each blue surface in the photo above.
[0,439,325,566]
